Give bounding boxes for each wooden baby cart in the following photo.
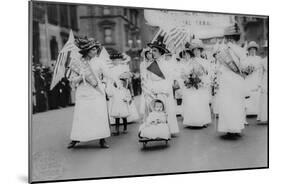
[139,136,170,149]
[138,92,171,149]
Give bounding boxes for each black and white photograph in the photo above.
[29,1,269,183]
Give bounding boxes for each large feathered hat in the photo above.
[147,36,169,54]
[247,41,259,50]
[75,37,101,55]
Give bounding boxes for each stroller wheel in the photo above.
[142,142,147,149]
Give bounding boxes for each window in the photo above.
[50,36,58,60]
[103,7,111,15]
[59,5,69,28]
[104,28,113,44]
[32,21,40,64]
[134,11,138,26]
[47,4,58,25]
[123,8,127,17]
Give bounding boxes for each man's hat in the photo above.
[247,41,259,50]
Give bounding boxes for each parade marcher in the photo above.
[257,42,268,123]
[106,78,131,135]
[216,24,248,138]
[108,52,139,124]
[243,41,263,115]
[34,64,48,112]
[210,52,220,117]
[146,40,180,136]
[139,48,154,121]
[67,38,111,149]
[180,41,212,127]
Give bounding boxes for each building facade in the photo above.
[78,5,145,54]
[32,2,80,68]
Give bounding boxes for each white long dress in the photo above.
[244,55,263,115]
[217,65,246,133]
[146,56,180,134]
[106,83,131,118]
[257,57,268,122]
[181,58,212,126]
[70,57,111,142]
[139,60,152,119]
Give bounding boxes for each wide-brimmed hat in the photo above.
[247,41,259,50]
[190,39,204,51]
[147,40,169,54]
[224,23,241,36]
[75,37,101,55]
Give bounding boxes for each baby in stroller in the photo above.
[138,98,171,147]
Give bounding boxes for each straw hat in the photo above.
[247,41,259,50]
[190,39,204,51]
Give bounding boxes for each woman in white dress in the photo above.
[139,48,154,121]
[216,24,247,138]
[146,40,180,136]
[257,43,268,123]
[244,41,263,115]
[67,38,111,149]
[181,42,212,127]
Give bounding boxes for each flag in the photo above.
[50,30,78,90]
[146,61,165,79]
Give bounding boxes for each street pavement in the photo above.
[31,96,268,182]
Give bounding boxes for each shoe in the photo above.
[99,139,109,149]
[113,131,120,136]
[123,130,128,134]
[67,141,79,149]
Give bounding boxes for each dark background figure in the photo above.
[34,66,47,113]
[131,72,142,96]
[42,67,58,110]
[56,77,71,108]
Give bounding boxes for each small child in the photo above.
[106,78,132,135]
[139,99,171,140]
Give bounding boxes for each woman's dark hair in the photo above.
[154,99,165,111]
[80,46,101,58]
[179,50,194,58]
[152,47,166,55]
[144,50,151,60]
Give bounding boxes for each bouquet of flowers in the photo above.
[181,68,204,90]
[241,65,255,76]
